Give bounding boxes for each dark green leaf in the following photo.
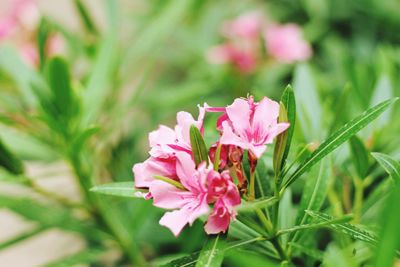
[281,98,398,192]
[90,182,143,198]
[195,234,227,267]
[0,138,24,174]
[190,125,209,167]
[371,152,400,184]
[74,0,99,35]
[349,136,369,178]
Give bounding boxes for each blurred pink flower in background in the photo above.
[264,23,312,63]
[206,11,313,72]
[0,0,64,66]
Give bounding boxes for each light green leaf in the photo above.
[370,74,393,128]
[90,182,143,198]
[0,226,46,250]
[190,125,209,167]
[281,98,398,192]
[374,187,400,266]
[195,234,227,267]
[371,152,400,184]
[292,64,322,141]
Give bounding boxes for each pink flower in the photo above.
[264,23,312,63]
[218,96,289,158]
[221,11,265,39]
[150,152,240,236]
[133,107,205,192]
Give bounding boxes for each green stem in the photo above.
[353,176,364,223]
[249,169,256,201]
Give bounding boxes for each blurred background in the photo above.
[0,0,400,266]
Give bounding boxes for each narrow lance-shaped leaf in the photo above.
[279,85,296,171]
[90,182,144,198]
[306,210,378,245]
[371,152,400,184]
[281,98,398,192]
[0,138,24,175]
[195,234,227,267]
[349,136,369,178]
[374,186,400,266]
[190,125,209,167]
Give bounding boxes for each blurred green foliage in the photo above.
[0,0,400,266]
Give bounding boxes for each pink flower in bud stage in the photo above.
[150,152,240,236]
[264,23,312,63]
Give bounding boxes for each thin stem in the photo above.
[249,169,256,201]
[353,176,364,223]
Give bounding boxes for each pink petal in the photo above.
[204,200,232,234]
[175,152,197,191]
[159,209,191,237]
[225,98,252,137]
[133,157,176,188]
[149,180,189,209]
[219,121,248,149]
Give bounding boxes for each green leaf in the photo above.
[371,152,400,184]
[74,0,99,35]
[0,226,46,250]
[374,186,400,266]
[0,138,24,174]
[281,98,399,192]
[160,252,200,267]
[273,102,288,174]
[46,57,73,111]
[90,182,144,198]
[235,197,278,213]
[190,125,209,167]
[195,234,227,267]
[43,248,105,267]
[349,136,369,178]
[292,159,331,242]
[306,210,378,245]
[276,84,296,173]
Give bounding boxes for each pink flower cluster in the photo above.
[206,11,312,73]
[133,96,289,236]
[0,0,64,66]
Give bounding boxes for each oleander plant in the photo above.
[1,0,400,266]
